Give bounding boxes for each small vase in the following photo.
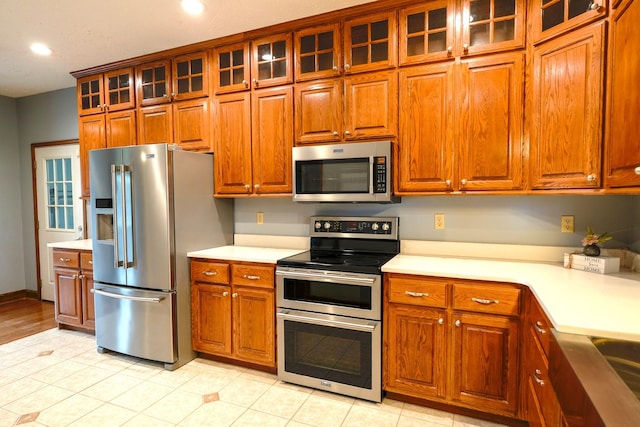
[583,244,601,257]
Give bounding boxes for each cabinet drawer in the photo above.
[232,263,274,289]
[191,260,229,284]
[80,252,93,271]
[528,295,552,357]
[387,275,447,308]
[453,283,521,316]
[52,250,80,269]
[526,328,560,425]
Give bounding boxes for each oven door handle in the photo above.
[276,269,376,285]
[277,310,377,332]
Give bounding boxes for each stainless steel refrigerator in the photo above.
[89,143,233,370]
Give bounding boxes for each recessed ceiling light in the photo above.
[30,42,53,56]
[181,0,205,15]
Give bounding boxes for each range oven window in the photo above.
[282,319,372,389]
[283,278,372,310]
[296,158,370,194]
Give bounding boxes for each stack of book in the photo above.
[563,253,620,274]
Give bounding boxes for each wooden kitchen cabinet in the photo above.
[136,52,208,104]
[397,51,523,193]
[214,87,292,196]
[399,0,524,66]
[251,33,293,89]
[344,11,397,73]
[191,259,276,368]
[529,22,605,190]
[52,249,94,331]
[77,67,135,116]
[529,0,608,44]
[294,23,341,81]
[213,42,251,94]
[384,274,522,418]
[604,0,640,189]
[295,70,397,144]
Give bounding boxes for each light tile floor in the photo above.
[0,329,510,427]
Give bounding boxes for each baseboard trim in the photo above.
[0,289,40,304]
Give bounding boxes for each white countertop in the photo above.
[47,239,92,251]
[383,254,640,342]
[187,246,305,264]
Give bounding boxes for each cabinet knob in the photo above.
[635,166,640,175]
[332,131,339,137]
[242,80,248,87]
[252,78,258,87]
[463,43,469,52]
[332,66,338,71]
[244,184,250,191]
[586,174,596,182]
[455,320,461,327]
[447,46,453,54]
[589,2,601,10]
[232,292,238,298]
[254,184,259,190]
[344,130,351,136]
[163,94,169,98]
[222,291,229,297]
[445,179,451,187]
[438,318,444,325]
[461,179,467,186]
[344,64,351,70]
[171,92,176,98]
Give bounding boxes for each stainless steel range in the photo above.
[276,216,399,402]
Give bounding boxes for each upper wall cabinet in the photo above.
[294,23,342,81]
[399,0,524,66]
[213,42,251,94]
[529,0,608,44]
[251,33,293,89]
[604,0,640,189]
[344,11,398,73]
[77,68,135,116]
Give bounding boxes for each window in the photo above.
[46,157,74,230]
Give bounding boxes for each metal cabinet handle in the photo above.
[59,257,71,262]
[243,275,261,280]
[471,297,499,305]
[232,292,238,298]
[203,271,217,276]
[222,291,229,297]
[534,321,547,335]
[589,2,601,10]
[455,320,461,327]
[587,174,596,182]
[438,318,444,325]
[405,291,429,298]
[534,369,545,386]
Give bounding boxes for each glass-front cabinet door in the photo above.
[136,60,171,106]
[172,52,209,100]
[344,11,397,73]
[251,33,293,89]
[460,0,524,55]
[213,42,250,93]
[294,23,341,81]
[399,1,454,65]
[104,68,135,111]
[529,0,607,43]
[77,75,104,116]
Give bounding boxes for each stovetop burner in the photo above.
[277,250,397,274]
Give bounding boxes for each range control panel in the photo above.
[310,216,398,240]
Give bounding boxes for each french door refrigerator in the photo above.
[90,143,233,370]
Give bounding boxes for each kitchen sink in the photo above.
[590,337,640,400]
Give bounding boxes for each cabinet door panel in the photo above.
[213,42,251,94]
[295,80,342,144]
[344,70,397,140]
[77,75,104,116]
[295,23,341,81]
[138,105,173,145]
[399,1,454,65]
[54,268,83,326]
[530,22,604,189]
[173,98,211,152]
[82,271,95,329]
[136,60,171,106]
[233,286,275,366]
[213,92,252,195]
[398,63,455,193]
[104,68,135,111]
[252,86,293,194]
[605,0,640,188]
[79,115,106,197]
[191,283,232,355]
[385,304,447,399]
[251,33,293,88]
[106,110,137,148]
[458,53,523,191]
[451,312,519,415]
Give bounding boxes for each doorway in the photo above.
[32,141,84,301]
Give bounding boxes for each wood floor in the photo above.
[0,298,57,345]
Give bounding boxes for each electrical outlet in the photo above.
[434,213,445,230]
[561,215,574,233]
[256,212,264,225]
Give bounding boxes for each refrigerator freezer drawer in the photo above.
[93,283,176,364]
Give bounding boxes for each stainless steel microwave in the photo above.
[292,141,399,203]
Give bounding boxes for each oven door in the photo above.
[276,309,382,402]
[276,267,381,320]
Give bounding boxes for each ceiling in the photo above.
[0,0,374,98]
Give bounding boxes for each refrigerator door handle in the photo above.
[111,165,122,268]
[122,165,134,268]
[91,288,164,303]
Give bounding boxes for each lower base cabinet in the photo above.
[52,249,95,331]
[191,259,276,368]
[384,273,521,419]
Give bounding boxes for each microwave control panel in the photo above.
[374,156,387,193]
